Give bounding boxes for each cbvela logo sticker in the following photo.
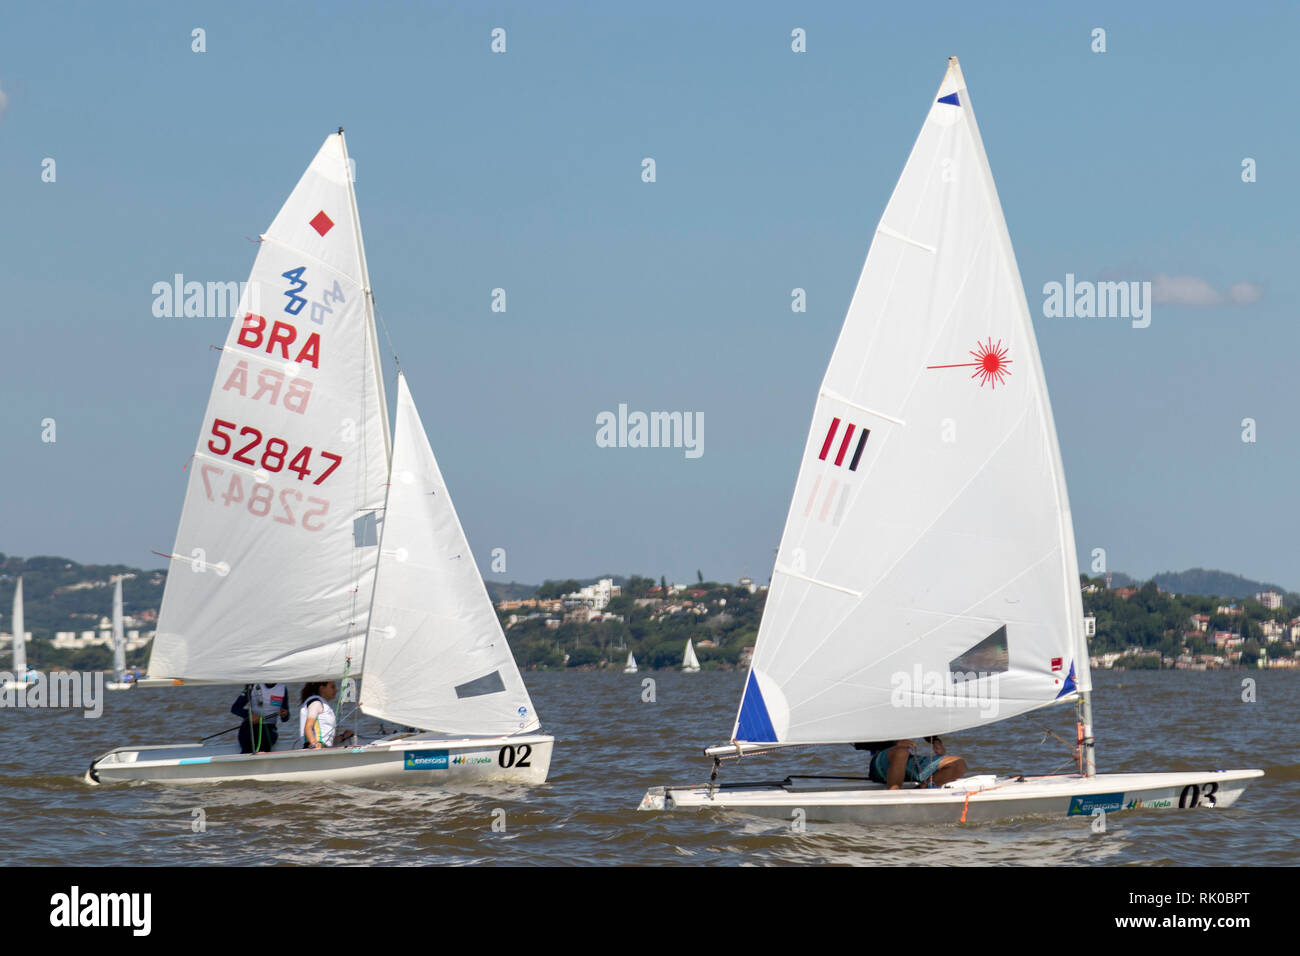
[1125,797,1172,810]
[452,754,492,766]
[1067,793,1125,816]
[403,750,449,770]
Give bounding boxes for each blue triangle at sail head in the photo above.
[736,670,778,742]
[1055,662,1077,699]
[937,92,961,106]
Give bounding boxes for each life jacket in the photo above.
[249,683,287,719]
[299,695,336,747]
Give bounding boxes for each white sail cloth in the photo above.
[734,59,1089,745]
[359,375,540,736]
[112,577,126,679]
[149,134,390,683]
[11,578,24,674]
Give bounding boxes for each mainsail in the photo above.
[733,58,1090,746]
[359,374,540,736]
[111,577,126,681]
[683,639,700,671]
[10,578,24,674]
[149,133,391,683]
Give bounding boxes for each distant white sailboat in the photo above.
[681,638,700,673]
[3,578,33,692]
[623,652,638,674]
[88,130,552,785]
[106,577,132,691]
[641,58,1261,823]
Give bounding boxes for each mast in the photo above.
[339,127,395,700]
[337,128,392,464]
[956,60,1098,775]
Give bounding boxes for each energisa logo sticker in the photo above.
[1067,793,1125,816]
[403,750,449,770]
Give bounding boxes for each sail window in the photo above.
[454,670,506,699]
[353,511,379,547]
[948,625,1010,679]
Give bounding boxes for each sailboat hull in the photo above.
[639,769,1264,825]
[86,733,554,787]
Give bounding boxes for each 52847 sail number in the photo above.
[207,419,342,485]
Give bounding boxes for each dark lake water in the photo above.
[3,669,1295,865]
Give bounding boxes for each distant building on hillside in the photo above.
[562,578,621,611]
[1257,590,1284,610]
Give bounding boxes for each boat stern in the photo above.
[638,786,668,811]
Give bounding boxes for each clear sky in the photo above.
[2,1,1296,589]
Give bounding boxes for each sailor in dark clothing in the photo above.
[231,683,291,754]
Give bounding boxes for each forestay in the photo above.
[734,59,1089,746]
[149,133,391,683]
[359,375,540,736]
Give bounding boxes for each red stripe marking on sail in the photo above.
[834,423,856,467]
[819,479,839,522]
[819,418,841,460]
[804,476,823,517]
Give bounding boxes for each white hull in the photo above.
[639,769,1263,825]
[623,668,638,674]
[105,682,133,691]
[1,681,34,692]
[87,732,554,786]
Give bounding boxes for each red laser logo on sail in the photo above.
[927,338,1012,389]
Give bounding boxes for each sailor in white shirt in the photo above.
[299,680,355,749]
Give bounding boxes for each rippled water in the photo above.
[3,670,1295,865]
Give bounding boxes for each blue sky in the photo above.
[2,1,1297,589]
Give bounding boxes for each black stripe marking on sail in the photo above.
[848,428,870,471]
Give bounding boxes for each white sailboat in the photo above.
[681,638,700,673]
[88,131,552,785]
[624,652,638,674]
[106,576,132,690]
[640,58,1261,823]
[3,578,33,692]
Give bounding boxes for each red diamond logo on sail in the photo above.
[1051,657,1062,671]
[309,211,334,236]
